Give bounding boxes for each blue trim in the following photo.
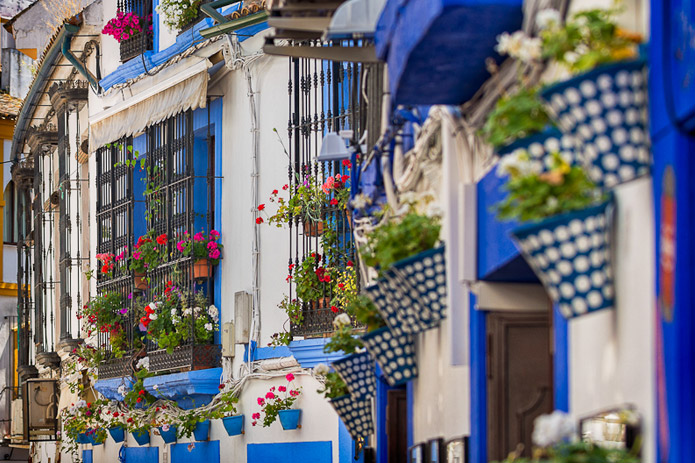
[407,381,414,449]
[171,440,220,462]
[338,419,365,463]
[143,368,223,409]
[289,338,346,368]
[244,342,292,362]
[469,292,487,463]
[153,0,160,53]
[82,450,93,463]
[247,441,333,462]
[122,447,159,463]
[553,303,569,411]
[132,133,148,240]
[94,377,134,401]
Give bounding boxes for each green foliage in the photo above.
[361,210,441,276]
[294,253,335,303]
[481,87,552,149]
[253,374,302,428]
[123,369,156,408]
[128,231,169,274]
[540,8,642,74]
[176,229,223,265]
[495,152,603,222]
[346,294,386,332]
[79,292,129,357]
[323,323,363,355]
[317,372,349,399]
[498,441,641,463]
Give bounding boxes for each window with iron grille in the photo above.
[117,0,154,62]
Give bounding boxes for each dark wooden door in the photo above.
[487,312,553,461]
[386,388,408,463]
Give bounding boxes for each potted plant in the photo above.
[156,423,177,444]
[78,292,129,358]
[131,427,151,446]
[175,408,211,441]
[293,253,335,308]
[252,373,302,430]
[102,10,151,43]
[535,7,648,189]
[129,232,169,290]
[497,150,613,318]
[156,0,203,33]
[211,387,244,437]
[61,399,108,458]
[177,229,223,279]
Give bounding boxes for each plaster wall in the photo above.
[1,49,34,100]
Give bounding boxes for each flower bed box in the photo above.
[329,395,374,440]
[375,0,523,104]
[147,344,222,374]
[331,352,376,402]
[541,59,650,189]
[361,326,417,386]
[511,198,615,319]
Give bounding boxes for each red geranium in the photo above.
[156,234,168,245]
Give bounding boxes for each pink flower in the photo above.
[252,413,260,420]
[285,373,295,382]
[209,249,221,259]
[122,33,130,40]
[265,391,275,399]
[133,251,141,260]
[289,389,299,397]
[210,230,220,239]
[194,232,205,241]
[278,386,286,392]
[207,241,218,250]
[176,241,186,252]
[257,398,265,406]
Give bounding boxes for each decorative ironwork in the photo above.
[118,0,153,62]
[148,344,221,374]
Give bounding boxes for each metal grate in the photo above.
[117,0,153,62]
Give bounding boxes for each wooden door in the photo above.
[487,312,553,461]
[386,388,408,463]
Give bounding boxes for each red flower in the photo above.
[258,204,265,211]
[282,184,289,190]
[101,264,110,274]
[136,397,142,403]
[342,159,352,168]
[330,198,339,206]
[256,217,264,225]
[113,412,119,417]
[286,275,293,282]
[347,260,353,267]
[156,234,168,245]
[286,373,295,382]
[331,305,339,313]
[219,384,224,389]
[138,390,145,395]
[257,397,265,406]
[323,275,331,283]
[272,189,279,195]
[127,418,133,423]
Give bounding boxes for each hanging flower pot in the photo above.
[303,219,325,237]
[158,425,177,444]
[511,198,615,319]
[541,59,650,189]
[192,259,212,280]
[87,431,104,446]
[361,326,418,386]
[131,428,150,446]
[497,127,580,173]
[278,409,302,430]
[331,352,376,402]
[222,415,244,436]
[193,420,211,441]
[108,426,125,443]
[76,432,90,444]
[134,271,148,291]
[366,246,448,335]
[329,394,374,441]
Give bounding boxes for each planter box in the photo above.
[108,426,125,443]
[278,409,301,430]
[76,432,90,444]
[222,415,244,436]
[497,127,580,173]
[541,59,650,189]
[361,326,417,386]
[331,352,376,402]
[366,246,447,334]
[193,420,210,441]
[330,394,374,440]
[511,199,615,319]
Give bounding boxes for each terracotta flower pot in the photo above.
[134,271,148,291]
[192,259,212,279]
[303,220,325,237]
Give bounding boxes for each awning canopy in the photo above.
[89,58,211,149]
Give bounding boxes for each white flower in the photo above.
[183,307,192,316]
[171,308,177,318]
[564,51,579,64]
[150,312,158,320]
[194,306,202,314]
[117,385,127,397]
[136,356,150,371]
[532,411,576,447]
[536,9,561,30]
[496,150,540,178]
[161,423,170,432]
[425,202,443,219]
[204,323,213,331]
[313,363,330,376]
[518,36,542,63]
[153,384,159,391]
[148,302,157,311]
[545,196,559,210]
[208,305,219,322]
[76,399,87,408]
[333,313,351,328]
[351,193,371,210]
[496,31,525,57]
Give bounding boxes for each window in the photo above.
[3,181,17,244]
[118,0,154,62]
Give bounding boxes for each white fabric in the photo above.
[90,61,210,149]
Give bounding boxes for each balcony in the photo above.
[117,0,153,62]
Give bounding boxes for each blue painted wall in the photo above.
[247,441,332,462]
[468,292,487,463]
[122,447,159,463]
[82,450,93,463]
[552,304,569,412]
[339,419,365,463]
[171,440,220,462]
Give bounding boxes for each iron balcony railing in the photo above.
[117,0,154,62]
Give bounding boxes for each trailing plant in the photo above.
[123,367,156,409]
[78,292,129,357]
[329,263,358,311]
[345,294,385,333]
[323,313,362,355]
[293,253,335,303]
[252,374,302,427]
[481,87,552,149]
[129,231,169,274]
[61,398,109,460]
[176,229,223,264]
[156,0,202,32]
[496,151,603,222]
[316,369,350,399]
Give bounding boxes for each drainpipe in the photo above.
[61,23,101,93]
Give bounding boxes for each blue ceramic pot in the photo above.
[497,127,580,173]
[87,431,104,446]
[331,352,376,402]
[361,326,417,386]
[278,409,301,430]
[108,426,125,443]
[222,415,244,436]
[158,426,177,444]
[329,394,374,440]
[131,428,150,446]
[76,432,90,444]
[193,420,210,441]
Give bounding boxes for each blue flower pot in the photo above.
[361,326,417,386]
[329,394,374,440]
[76,432,90,444]
[366,246,447,335]
[131,429,150,446]
[222,415,244,436]
[541,59,650,189]
[512,198,615,319]
[193,420,210,441]
[158,426,177,444]
[108,426,125,443]
[87,431,104,446]
[278,409,301,430]
[497,127,580,173]
[332,352,376,402]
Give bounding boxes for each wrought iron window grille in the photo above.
[117,0,154,62]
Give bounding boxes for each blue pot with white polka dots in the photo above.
[329,394,374,440]
[331,352,376,402]
[541,59,650,190]
[361,326,418,386]
[365,246,448,335]
[497,127,581,173]
[511,198,615,319]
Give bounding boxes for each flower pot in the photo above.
[497,127,580,173]
[193,420,210,441]
[329,394,374,440]
[222,415,244,436]
[108,426,125,443]
[76,432,90,444]
[192,259,212,280]
[366,246,448,335]
[303,220,324,237]
[158,426,177,444]
[331,352,376,402]
[87,431,104,446]
[361,326,418,386]
[131,428,150,446]
[511,198,615,319]
[134,271,148,291]
[541,59,650,189]
[278,409,301,430]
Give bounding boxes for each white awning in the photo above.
[89,58,211,149]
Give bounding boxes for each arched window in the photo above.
[3,180,17,244]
